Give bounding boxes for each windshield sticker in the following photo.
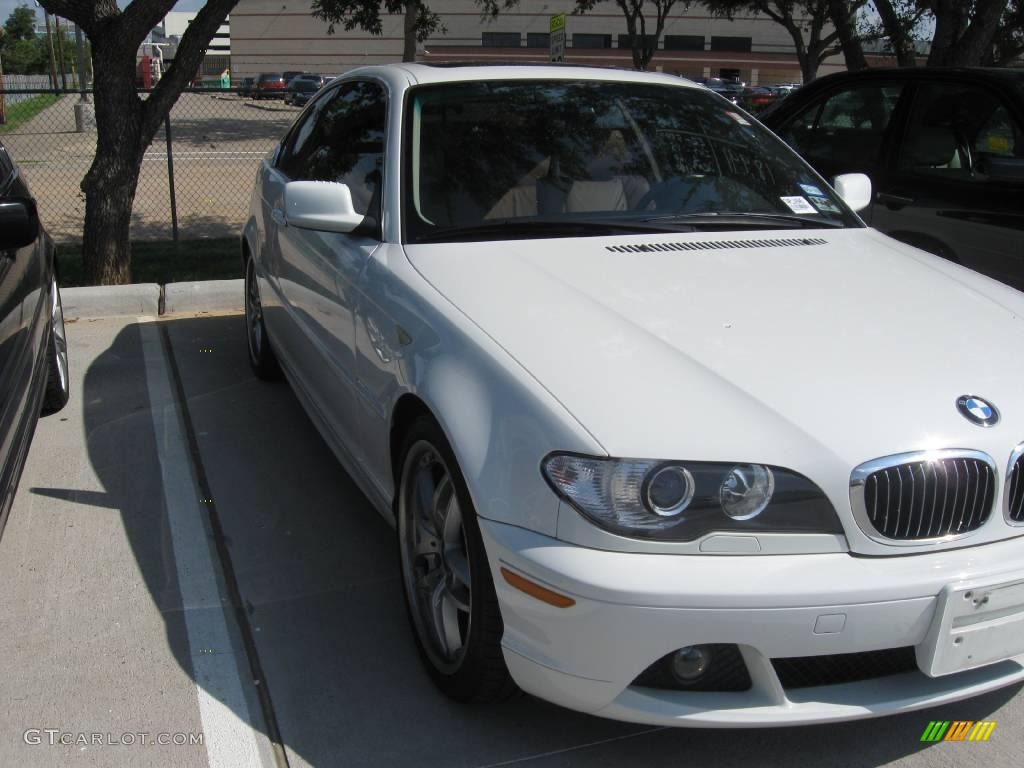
[807,195,841,213]
[780,196,817,214]
[725,111,751,126]
[798,182,825,197]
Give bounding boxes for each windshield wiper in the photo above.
[641,212,847,229]
[413,217,695,244]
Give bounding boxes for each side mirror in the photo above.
[832,173,872,213]
[0,198,40,251]
[284,181,364,234]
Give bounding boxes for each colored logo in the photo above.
[956,395,999,427]
[920,720,997,742]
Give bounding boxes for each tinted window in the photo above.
[278,81,386,216]
[573,34,612,49]
[664,35,704,51]
[781,83,903,173]
[710,36,752,52]
[899,81,1023,179]
[0,147,13,191]
[526,33,550,48]
[404,80,859,241]
[482,32,521,47]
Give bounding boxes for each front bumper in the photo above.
[480,519,1024,727]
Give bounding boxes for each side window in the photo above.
[277,95,328,178]
[277,81,387,217]
[782,84,903,172]
[898,81,1020,179]
[973,104,1020,159]
[0,147,14,195]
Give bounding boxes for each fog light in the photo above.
[671,645,712,682]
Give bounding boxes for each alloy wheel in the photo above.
[399,440,474,674]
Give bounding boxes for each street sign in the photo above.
[549,14,566,63]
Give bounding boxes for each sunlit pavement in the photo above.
[1,313,1022,768]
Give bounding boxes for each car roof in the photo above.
[340,62,701,91]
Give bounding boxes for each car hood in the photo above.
[405,228,1024,552]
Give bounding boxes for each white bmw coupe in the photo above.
[242,63,1024,727]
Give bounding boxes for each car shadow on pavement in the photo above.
[63,315,1024,767]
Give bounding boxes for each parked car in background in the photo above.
[238,77,256,98]
[255,73,287,99]
[741,86,778,112]
[691,77,741,104]
[244,62,1024,728]
[282,71,310,87]
[285,74,328,106]
[762,67,1024,290]
[0,141,69,541]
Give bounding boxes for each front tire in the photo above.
[397,416,516,702]
[245,257,281,380]
[41,274,69,416]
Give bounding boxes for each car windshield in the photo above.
[404,80,860,242]
[295,80,320,92]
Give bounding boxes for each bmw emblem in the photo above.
[956,395,999,427]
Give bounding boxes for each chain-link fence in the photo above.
[0,88,302,242]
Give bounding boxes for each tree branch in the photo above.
[121,1,179,50]
[37,0,117,35]
[141,0,239,141]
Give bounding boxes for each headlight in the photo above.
[542,453,841,541]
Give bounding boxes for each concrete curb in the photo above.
[164,279,244,315]
[63,284,161,320]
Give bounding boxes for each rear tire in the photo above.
[245,257,281,380]
[396,416,517,703]
[41,274,69,416]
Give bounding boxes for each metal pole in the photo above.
[0,53,6,125]
[165,115,179,242]
[74,23,89,100]
[43,12,59,90]
[56,17,68,91]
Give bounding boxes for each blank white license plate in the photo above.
[918,576,1024,677]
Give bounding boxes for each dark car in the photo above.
[741,86,778,112]
[238,76,256,98]
[0,142,69,540]
[282,71,310,87]
[254,73,287,100]
[285,75,327,106]
[761,68,1024,290]
[691,77,741,105]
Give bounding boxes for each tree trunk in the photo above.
[403,2,417,63]
[80,34,146,285]
[940,0,1005,66]
[874,0,918,66]
[828,0,868,70]
[928,0,971,65]
[81,164,140,284]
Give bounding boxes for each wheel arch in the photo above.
[389,392,436,487]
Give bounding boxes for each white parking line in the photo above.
[139,321,269,768]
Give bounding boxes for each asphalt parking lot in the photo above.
[1,311,1023,768]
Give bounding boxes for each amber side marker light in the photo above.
[500,567,576,608]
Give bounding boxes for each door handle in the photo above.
[877,192,914,209]
[271,208,287,226]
